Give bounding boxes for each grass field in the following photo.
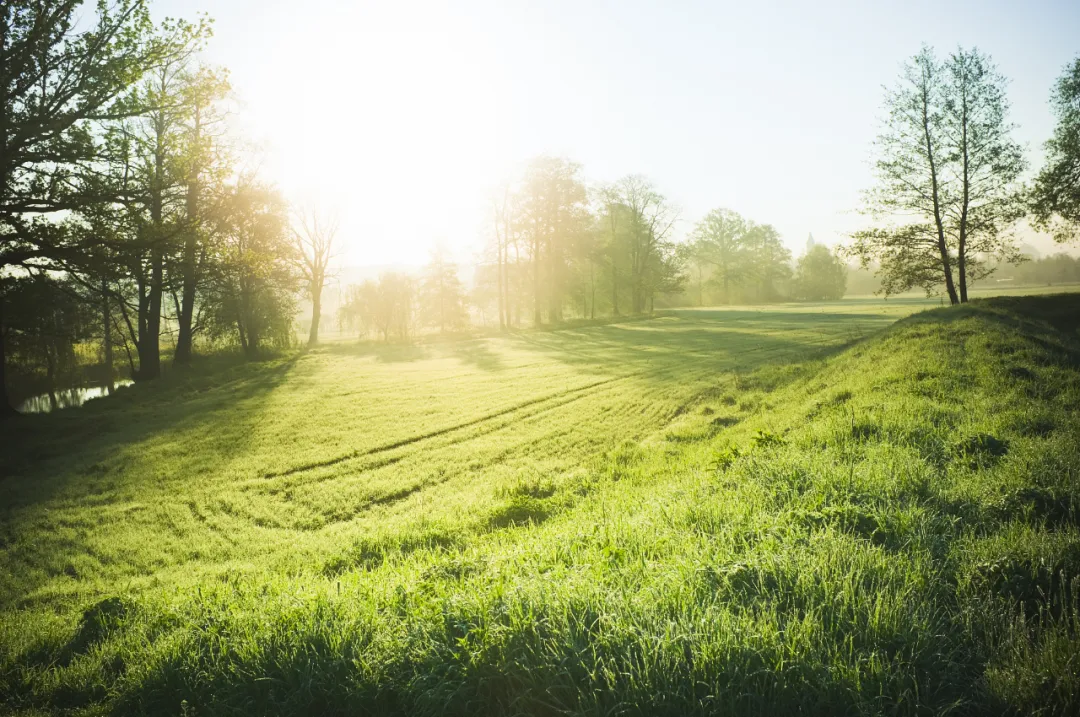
[2,294,1080,715]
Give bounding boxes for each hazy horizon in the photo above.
[153,0,1080,267]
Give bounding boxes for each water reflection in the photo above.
[18,380,134,414]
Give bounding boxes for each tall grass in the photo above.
[1,296,1078,715]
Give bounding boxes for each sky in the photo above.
[152,0,1080,267]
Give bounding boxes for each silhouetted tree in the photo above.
[174,65,232,365]
[0,1,188,413]
[850,46,1025,303]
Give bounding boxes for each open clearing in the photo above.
[2,294,1080,716]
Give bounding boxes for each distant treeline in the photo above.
[999,253,1080,285]
[326,172,851,342]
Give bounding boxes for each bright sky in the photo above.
[155,0,1080,267]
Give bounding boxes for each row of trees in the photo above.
[469,160,848,330]
[1,2,335,413]
[337,247,469,341]
[481,161,684,329]
[335,212,847,343]
[849,46,1080,301]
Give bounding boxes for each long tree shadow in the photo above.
[448,339,504,372]
[0,352,303,514]
[322,341,431,363]
[506,307,900,380]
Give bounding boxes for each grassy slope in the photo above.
[1,296,1079,715]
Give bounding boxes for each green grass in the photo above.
[2,295,1079,715]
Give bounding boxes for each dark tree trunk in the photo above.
[138,247,163,379]
[45,343,57,411]
[174,253,197,364]
[176,106,203,364]
[0,296,15,417]
[102,279,114,394]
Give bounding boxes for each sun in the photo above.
[236,3,509,266]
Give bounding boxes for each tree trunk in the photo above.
[45,342,58,411]
[140,100,167,378]
[919,76,960,305]
[0,296,15,417]
[102,279,114,394]
[236,319,248,355]
[957,81,970,304]
[532,236,542,326]
[611,255,619,316]
[175,107,202,365]
[495,215,506,331]
[590,260,596,320]
[139,247,163,379]
[308,282,322,346]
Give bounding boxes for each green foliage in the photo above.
[792,245,848,300]
[1032,55,1080,244]
[2,295,1080,715]
[684,208,792,304]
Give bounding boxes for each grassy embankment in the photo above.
[1,295,1079,715]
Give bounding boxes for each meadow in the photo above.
[2,293,1079,716]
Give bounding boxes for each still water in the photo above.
[18,380,134,414]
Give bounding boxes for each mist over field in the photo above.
[2,1,1080,715]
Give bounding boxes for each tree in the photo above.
[518,157,587,325]
[291,206,338,346]
[490,183,516,330]
[597,184,629,316]
[849,46,1025,303]
[744,223,791,301]
[0,1,176,413]
[793,244,847,300]
[420,245,467,333]
[613,176,678,313]
[116,22,211,378]
[174,65,232,365]
[1032,56,1080,244]
[687,209,749,304]
[205,179,297,357]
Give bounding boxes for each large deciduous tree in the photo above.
[0,0,165,414]
[1032,56,1080,245]
[849,46,1025,303]
[173,65,231,365]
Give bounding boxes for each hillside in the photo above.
[1,295,1079,716]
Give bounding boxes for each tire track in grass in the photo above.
[261,325,857,484]
[261,373,636,479]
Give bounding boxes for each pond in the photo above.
[18,380,134,414]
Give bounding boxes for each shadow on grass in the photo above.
[0,352,303,514]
